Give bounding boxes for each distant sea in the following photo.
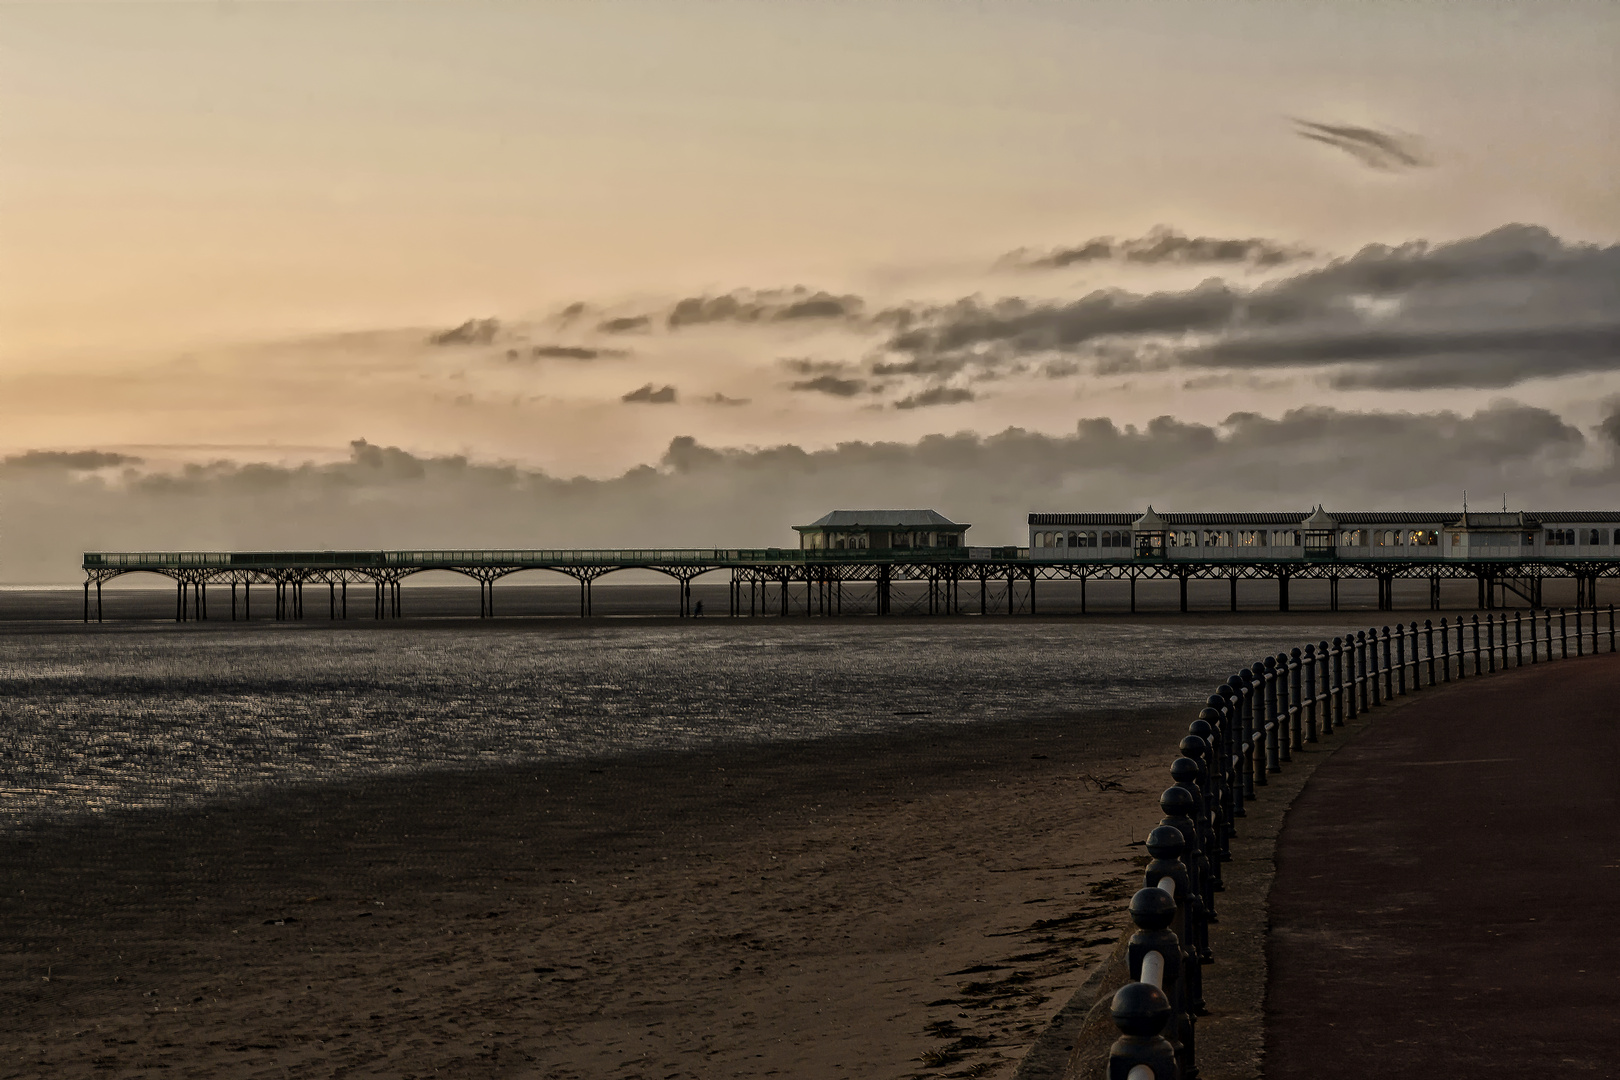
[0,620,1352,827]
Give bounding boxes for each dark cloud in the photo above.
[667,289,865,329]
[884,224,1620,391]
[1293,118,1430,171]
[428,318,500,346]
[0,450,142,472]
[790,375,869,397]
[621,383,678,404]
[1005,227,1313,270]
[598,316,652,334]
[1193,325,1620,390]
[521,345,627,361]
[894,387,975,410]
[4,403,1597,581]
[701,393,751,407]
[779,358,853,376]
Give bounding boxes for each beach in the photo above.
[0,708,1185,1079]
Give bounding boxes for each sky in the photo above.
[1,0,1618,579]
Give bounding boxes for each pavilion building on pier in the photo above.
[1027,507,1620,561]
[793,509,969,552]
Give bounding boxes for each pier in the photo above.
[78,544,1620,622]
[77,505,1620,623]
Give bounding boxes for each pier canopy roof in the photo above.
[1302,505,1337,530]
[1132,506,1167,531]
[794,509,968,551]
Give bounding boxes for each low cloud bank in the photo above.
[4,402,1612,582]
[885,225,1620,391]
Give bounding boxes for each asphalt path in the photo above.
[1266,651,1620,1076]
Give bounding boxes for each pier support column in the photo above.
[1179,571,1188,613]
[1081,575,1087,614]
[1330,574,1339,612]
[83,582,89,623]
[1129,572,1136,613]
[980,573,987,616]
[1230,574,1238,612]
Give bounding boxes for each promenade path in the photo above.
[1266,652,1620,1077]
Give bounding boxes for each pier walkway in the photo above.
[1265,652,1619,1076]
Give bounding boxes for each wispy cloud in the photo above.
[517,345,628,361]
[790,375,869,397]
[1292,118,1430,171]
[428,318,501,346]
[599,316,653,334]
[893,386,975,410]
[1004,226,1314,270]
[621,383,677,404]
[667,288,865,329]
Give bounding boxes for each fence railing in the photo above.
[1103,603,1616,1079]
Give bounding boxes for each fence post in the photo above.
[1531,609,1539,663]
[1610,603,1615,653]
[1440,617,1451,682]
[1143,822,1199,1042]
[1160,786,1210,979]
[1334,636,1349,724]
[1257,658,1277,780]
[1237,672,1257,800]
[1303,645,1318,743]
[1356,631,1369,712]
[1320,640,1335,730]
[1107,980,1178,1080]
[1289,647,1304,752]
[1515,611,1524,667]
[1394,624,1407,695]
[1471,615,1482,675]
[1424,619,1436,686]
[1270,654,1290,765]
[1486,612,1497,673]
[1198,709,1235,862]
[1368,629,1382,707]
[1547,608,1555,660]
[1561,608,1568,659]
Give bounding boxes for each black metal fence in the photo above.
[1103,604,1617,1079]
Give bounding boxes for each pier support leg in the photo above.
[1179,572,1188,613]
[1330,575,1339,612]
[1081,575,1087,614]
[83,582,89,623]
[96,581,103,622]
[232,583,238,621]
[1129,572,1136,613]
[1028,570,1037,615]
[341,580,347,619]
[980,573,987,616]
[1477,575,1486,609]
[1230,574,1238,612]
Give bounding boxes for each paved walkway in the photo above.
[1266,652,1620,1077]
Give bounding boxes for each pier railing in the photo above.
[1100,604,1617,1079]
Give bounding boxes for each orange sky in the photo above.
[1,1,1616,475]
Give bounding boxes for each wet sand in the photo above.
[0,708,1191,1079]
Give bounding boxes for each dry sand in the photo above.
[0,708,1194,1079]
